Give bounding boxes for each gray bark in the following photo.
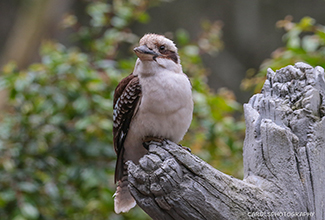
[127,62,325,220]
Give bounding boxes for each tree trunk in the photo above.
[0,0,75,69]
[127,62,325,220]
[0,0,75,111]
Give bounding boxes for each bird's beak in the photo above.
[134,45,159,61]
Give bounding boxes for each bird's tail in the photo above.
[114,174,136,214]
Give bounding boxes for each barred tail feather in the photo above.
[114,175,136,213]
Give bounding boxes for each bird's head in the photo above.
[133,34,181,74]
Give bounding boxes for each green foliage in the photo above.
[242,16,325,92]
[0,0,244,219]
[175,24,244,177]
[0,44,119,220]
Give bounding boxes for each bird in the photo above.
[113,33,193,214]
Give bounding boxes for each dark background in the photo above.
[2,0,325,102]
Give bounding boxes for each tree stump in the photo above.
[127,63,325,220]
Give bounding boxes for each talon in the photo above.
[158,138,167,145]
[178,144,191,153]
[142,142,150,150]
[143,136,164,143]
[142,136,164,149]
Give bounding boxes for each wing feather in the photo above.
[113,73,141,183]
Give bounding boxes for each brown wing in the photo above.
[113,73,141,183]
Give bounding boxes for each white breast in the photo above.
[123,61,193,163]
[137,69,193,142]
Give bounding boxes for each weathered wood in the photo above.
[128,62,325,220]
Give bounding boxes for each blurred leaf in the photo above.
[176,29,190,46]
[87,2,111,27]
[18,182,38,193]
[20,203,39,219]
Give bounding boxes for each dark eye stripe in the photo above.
[164,50,178,63]
[155,44,178,63]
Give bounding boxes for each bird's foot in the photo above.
[178,144,191,153]
[142,136,164,150]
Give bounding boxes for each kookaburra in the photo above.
[113,33,193,213]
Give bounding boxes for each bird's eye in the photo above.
[159,45,165,51]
